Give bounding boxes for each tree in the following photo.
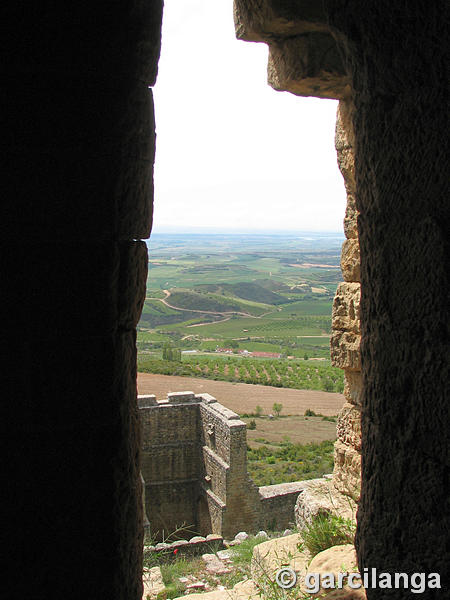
[272,402,283,418]
[255,405,263,417]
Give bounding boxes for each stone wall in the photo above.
[139,392,303,540]
[234,1,449,594]
[259,482,309,531]
[233,0,362,505]
[139,394,201,539]
[330,100,362,500]
[4,3,163,599]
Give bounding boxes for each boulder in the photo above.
[304,544,366,599]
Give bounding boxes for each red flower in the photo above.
[173,548,179,555]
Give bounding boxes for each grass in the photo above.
[297,513,356,556]
[243,415,337,447]
[144,534,270,599]
[247,439,334,486]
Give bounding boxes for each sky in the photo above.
[152,0,346,233]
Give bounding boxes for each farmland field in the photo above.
[137,373,344,416]
[138,231,344,365]
[138,231,345,485]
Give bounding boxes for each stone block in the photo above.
[167,391,197,404]
[332,282,361,334]
[335,101,356,184]
[330,331,361,371]
[268,34,350,100]
[138,395,157,408]
[294,478,357,532]
[344,371,363,406]
[234,0,330,41]
[341,239,360,282]
[343,192,359,240]
[118,241,148,329]
[210,403,240,421]
[332,441,361,500]
[197,393,217,404]
[336,403,362,451]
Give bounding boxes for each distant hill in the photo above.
[195,282,289,305]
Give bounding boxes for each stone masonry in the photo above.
[234,1,362,509]
[139,392,305,540]
[330,100,362,501]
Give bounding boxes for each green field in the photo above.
[137,355,344,393]
[138,232,343,367]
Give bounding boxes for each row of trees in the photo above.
[137,355,344,394]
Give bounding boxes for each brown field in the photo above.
[243,415,337,447]
[137,373,344,416]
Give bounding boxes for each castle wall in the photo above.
[330,100,362,500]
[139,392,302,539]
[259,482,307,531]
[139,394,201,539]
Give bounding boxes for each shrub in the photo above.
[304,409,317,416]
[248,419,257,430]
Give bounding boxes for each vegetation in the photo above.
[247,440,334,485]
[272,402,283,417]
[143,532,270,599]
[137,355,344,394]
[139,232,344,360]
[297,513,356,556]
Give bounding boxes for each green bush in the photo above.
[304,409,317,416]
[298,513,356,557]
[248,419,257,430]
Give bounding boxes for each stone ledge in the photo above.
[268,34,350,100]
[258,480,311,499]
[167,391,197,404]
[138,394,157,407]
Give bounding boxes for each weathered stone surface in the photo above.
[294,479,356,531]
[138,395,157,408]
[343,192,359,240]
[251,534,309,582]
[234,0,331,41]
[343,371,363,406]
[332,442,361,500]
[335,101,356,188]
[330,331,361,371]
[168,391,196,404]
[142,566,165,600]
[268,34,350,100]
[341,239,360,282]
[305,545,366,599]
[332,283,361,334]
[202,554,232,576]
[336,403,361,451]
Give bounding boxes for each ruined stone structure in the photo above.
[5,1,448,598]
[139,392,306,540]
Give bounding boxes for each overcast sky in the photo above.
[152,0,346,233]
